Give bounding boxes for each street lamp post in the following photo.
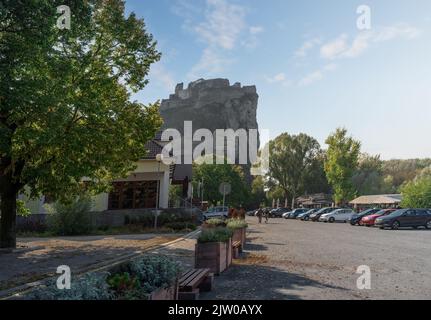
[155,154,164,230]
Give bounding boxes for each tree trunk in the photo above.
[0,182,18,249]
[291,192,296,209]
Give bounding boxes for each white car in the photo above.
[203,206,229,220]
[319,209,356,223]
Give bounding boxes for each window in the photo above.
[108,181,158,210]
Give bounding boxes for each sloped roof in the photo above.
[349,194,402,205]
[142,140,164,160]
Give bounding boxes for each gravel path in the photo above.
[201,217,431,300]
[0,234,182,292]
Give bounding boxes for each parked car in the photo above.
[360,209,397,227]
[247,210,257,217]
[203,206,229,220]
[349,208,381,226]
[270,208,290,218]
[285,208,309,219]
[375,208,431,230]
[319,208,356,223]
[310,207,340,221]
[298,208,319,221]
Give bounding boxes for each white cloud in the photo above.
[321,24,422,60]
[295,38,322,58]
[298,63,337,87]
[174,0,262,79]
[150,62,176,91]
[320,34,349,59]
[250,26,264,35]
[265,73,291,87]
[187,48,233,80]
[194,0,247,50]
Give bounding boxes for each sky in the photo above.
[126,0,431,160]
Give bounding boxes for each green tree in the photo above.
[192,161,249,207]
[267,133,321,208]
[0,0,162,248]
[352,153,383,195]
[324,128,361,205]
[401,176,431,208]
[249,176,267,208]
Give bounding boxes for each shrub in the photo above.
[198,227,233,244]
[126,255,182,294]
[226,219,248,230]
[46,196,93,236]
[401,176,431,208]
[107,272,144,300]
[164,222,197,231]
[29,272,114,300]
[204,218,226,228]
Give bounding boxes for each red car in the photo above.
[360,209,397,227]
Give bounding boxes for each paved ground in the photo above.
[0,234,182,292]
[201,217,431,300]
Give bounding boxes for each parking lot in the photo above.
[202,217,431,300]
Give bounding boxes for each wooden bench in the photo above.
[232,240,242,259]
[178,268,214,300]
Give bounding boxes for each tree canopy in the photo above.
[267,132,322,207]
[0,0,162,248]
[401,175,431,208]
[192,160,249,208]
[324,128,361,205]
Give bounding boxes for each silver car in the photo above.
[319,208,356,223]
[203,206,229,220]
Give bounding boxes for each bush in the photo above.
[46,196,93,236]
[198,227,233,244]
[226,219,248,230]
[164,222,197,231]
[204,218,226,228]
[29,272,114,300]
[401,176,431,208]
[126,255,182,294]
[28,255,181,300]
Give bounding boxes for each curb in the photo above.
[0,229,201,300]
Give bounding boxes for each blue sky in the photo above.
[126,0,431,160]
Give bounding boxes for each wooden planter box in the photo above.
[232,228,247,247]
[148,282,178,300]
[226,238,232,267]
[195,241,228,275]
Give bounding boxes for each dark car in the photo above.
[270,207,290,218]
[310,207,340,221]
[298,208,319,221]
[286,208,309,219]
[349,208,381,226]
[375,208,431,230]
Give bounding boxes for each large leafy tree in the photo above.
[352,153,384,195]
[0,0,162,248]
[324,128,361,205]
[267,133,321,208]
[192,161,249,207]
[401,175,431,208]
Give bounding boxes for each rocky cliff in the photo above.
[160,78,259,135]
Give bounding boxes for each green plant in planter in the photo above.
[126,255,182,294]
[28,272,114,300]
[107,272,145,300]
[226,219,248,230]
[204,218,226,228]
[198,227,233,243]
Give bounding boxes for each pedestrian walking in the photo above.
[256,206,263,224]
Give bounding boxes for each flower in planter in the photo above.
[198,227,233,243]
[203,218,227,228]
[226,219,248,230]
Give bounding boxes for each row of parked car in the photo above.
[268,207,431,230]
